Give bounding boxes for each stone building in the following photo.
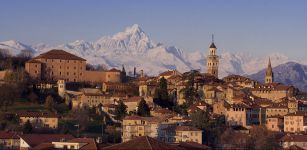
[284,111,307,133]
[122,115,174,142]
[251,83,295,102]
[251,59,297,102]
[0,131,19,150]
[222,75,258,88]
[280,134,307,149]
[174,126,202,144]
[266,116,283,132]
[25,49,122,83]
[265,103,289,117]
[17,111,59,129]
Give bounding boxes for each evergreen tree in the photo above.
[154,77,171,108]
[23,120,33,134]
[45,95,55,112]
[114,100,127,120]
[133,67,136,77]
[180,70,199,106]
[137,98,150,117]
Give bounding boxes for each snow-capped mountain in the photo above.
[249,62,307,92]
[0,24,302,78]
[0,40,36,56]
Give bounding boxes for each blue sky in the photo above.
[0,0,306,59]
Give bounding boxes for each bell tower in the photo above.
[265,58,274,84]
[57,79,66,98]
[207,35,219,78]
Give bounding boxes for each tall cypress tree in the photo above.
[137,98,150,117]
[154,77,171,108]
[181,71,198,106]
[114,100,127,120]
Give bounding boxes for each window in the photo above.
[60,72,62,75]
[67,72,69,75]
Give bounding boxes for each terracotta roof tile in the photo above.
[0,131,19,139]
[68,138,98,150]
[19,134,74,147]
[107,68,121,72]
[27,59,42,63]
[33,49,86,61]
[124,116,143,120]
[280,134,307,142]
[285,111,307,117]
[17,111,58,118]
[175,142,211,150]
[103,136,183,150]
[175,126,202,131]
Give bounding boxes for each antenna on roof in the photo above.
[212,34,214,43]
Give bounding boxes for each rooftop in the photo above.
[32,49,86,61]
[19,134,74,148]
[176,126,202,131]
[103,136,182,150]
[17,111,58,118]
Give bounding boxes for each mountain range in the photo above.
[250,62,307,91]
[0,24,306,91]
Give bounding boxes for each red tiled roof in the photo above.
[285,111,307,117]
[107,68,121,72]
[160,70,176,76]
[175,142,211,150]
[124,116,143,120]
[33,49,86,61]
[17,111,58,118]
[280,134,307,142]
[32,143,54,150]
[103,136,183,150]
[68,138,98,150]
[0,131,19,139]
[27,59,42,63]
[175,126,202,131]
[19,134,74,147]
[153,107,173,114]
[32,138,98,150]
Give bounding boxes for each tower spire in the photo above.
[265,57,274,84]
[209,34,216,49]
[207,35,219,78]
[268,57,272,69]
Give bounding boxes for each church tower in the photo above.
[57,79,66,98]
[207,35,219,78]
[265,58,274,84]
